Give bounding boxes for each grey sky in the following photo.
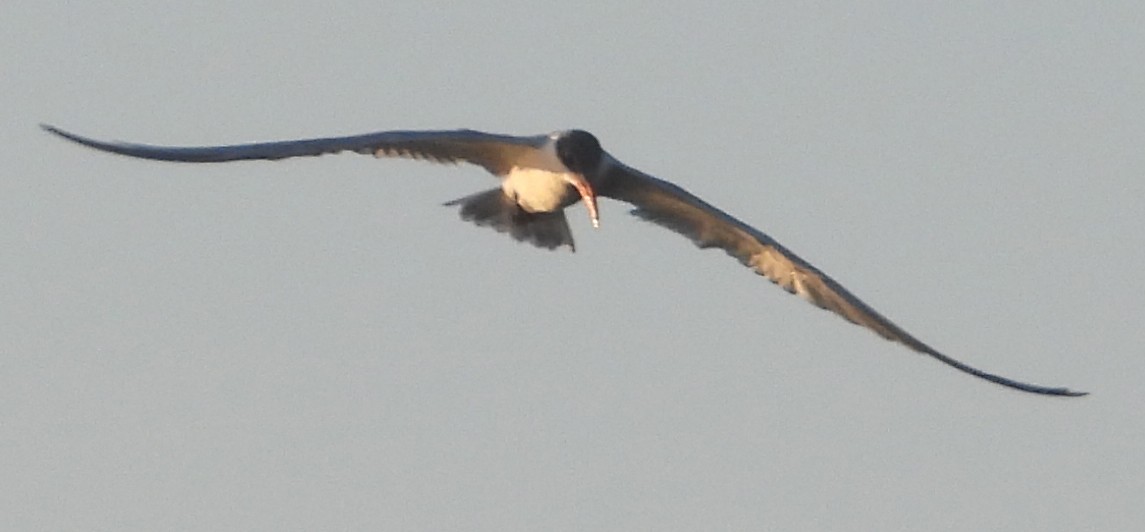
[4,2,1142,530]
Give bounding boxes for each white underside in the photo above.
[500,139,577,213]
[502,168,578,213]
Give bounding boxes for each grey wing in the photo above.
[599,158,1085,397]
[41,124,547,175]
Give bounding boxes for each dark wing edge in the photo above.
[40,124,546,175]
[599,159,1086,397]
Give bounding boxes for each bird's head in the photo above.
[555,130,603,175]
[554,130,604,228]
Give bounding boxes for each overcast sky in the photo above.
[4,2,1143,530]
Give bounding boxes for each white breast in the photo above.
[500,139,578,214]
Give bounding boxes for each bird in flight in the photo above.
[41,124,1085,397]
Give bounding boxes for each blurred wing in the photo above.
[41,124,547,176]
[599,159,1084,397]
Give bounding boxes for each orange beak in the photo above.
[565,174,600,228]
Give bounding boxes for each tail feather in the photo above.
[444,189,576,251]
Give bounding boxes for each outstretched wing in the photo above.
[599,158,1084,397]
[41,124,547,176]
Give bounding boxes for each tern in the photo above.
[41,124,1085,397]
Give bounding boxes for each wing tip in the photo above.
[1007,384,1088,397]
[40,123,93,146]
[1050,388,1089,397]
[40,123,66,137]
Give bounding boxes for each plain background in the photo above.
[4,2,1143,530]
